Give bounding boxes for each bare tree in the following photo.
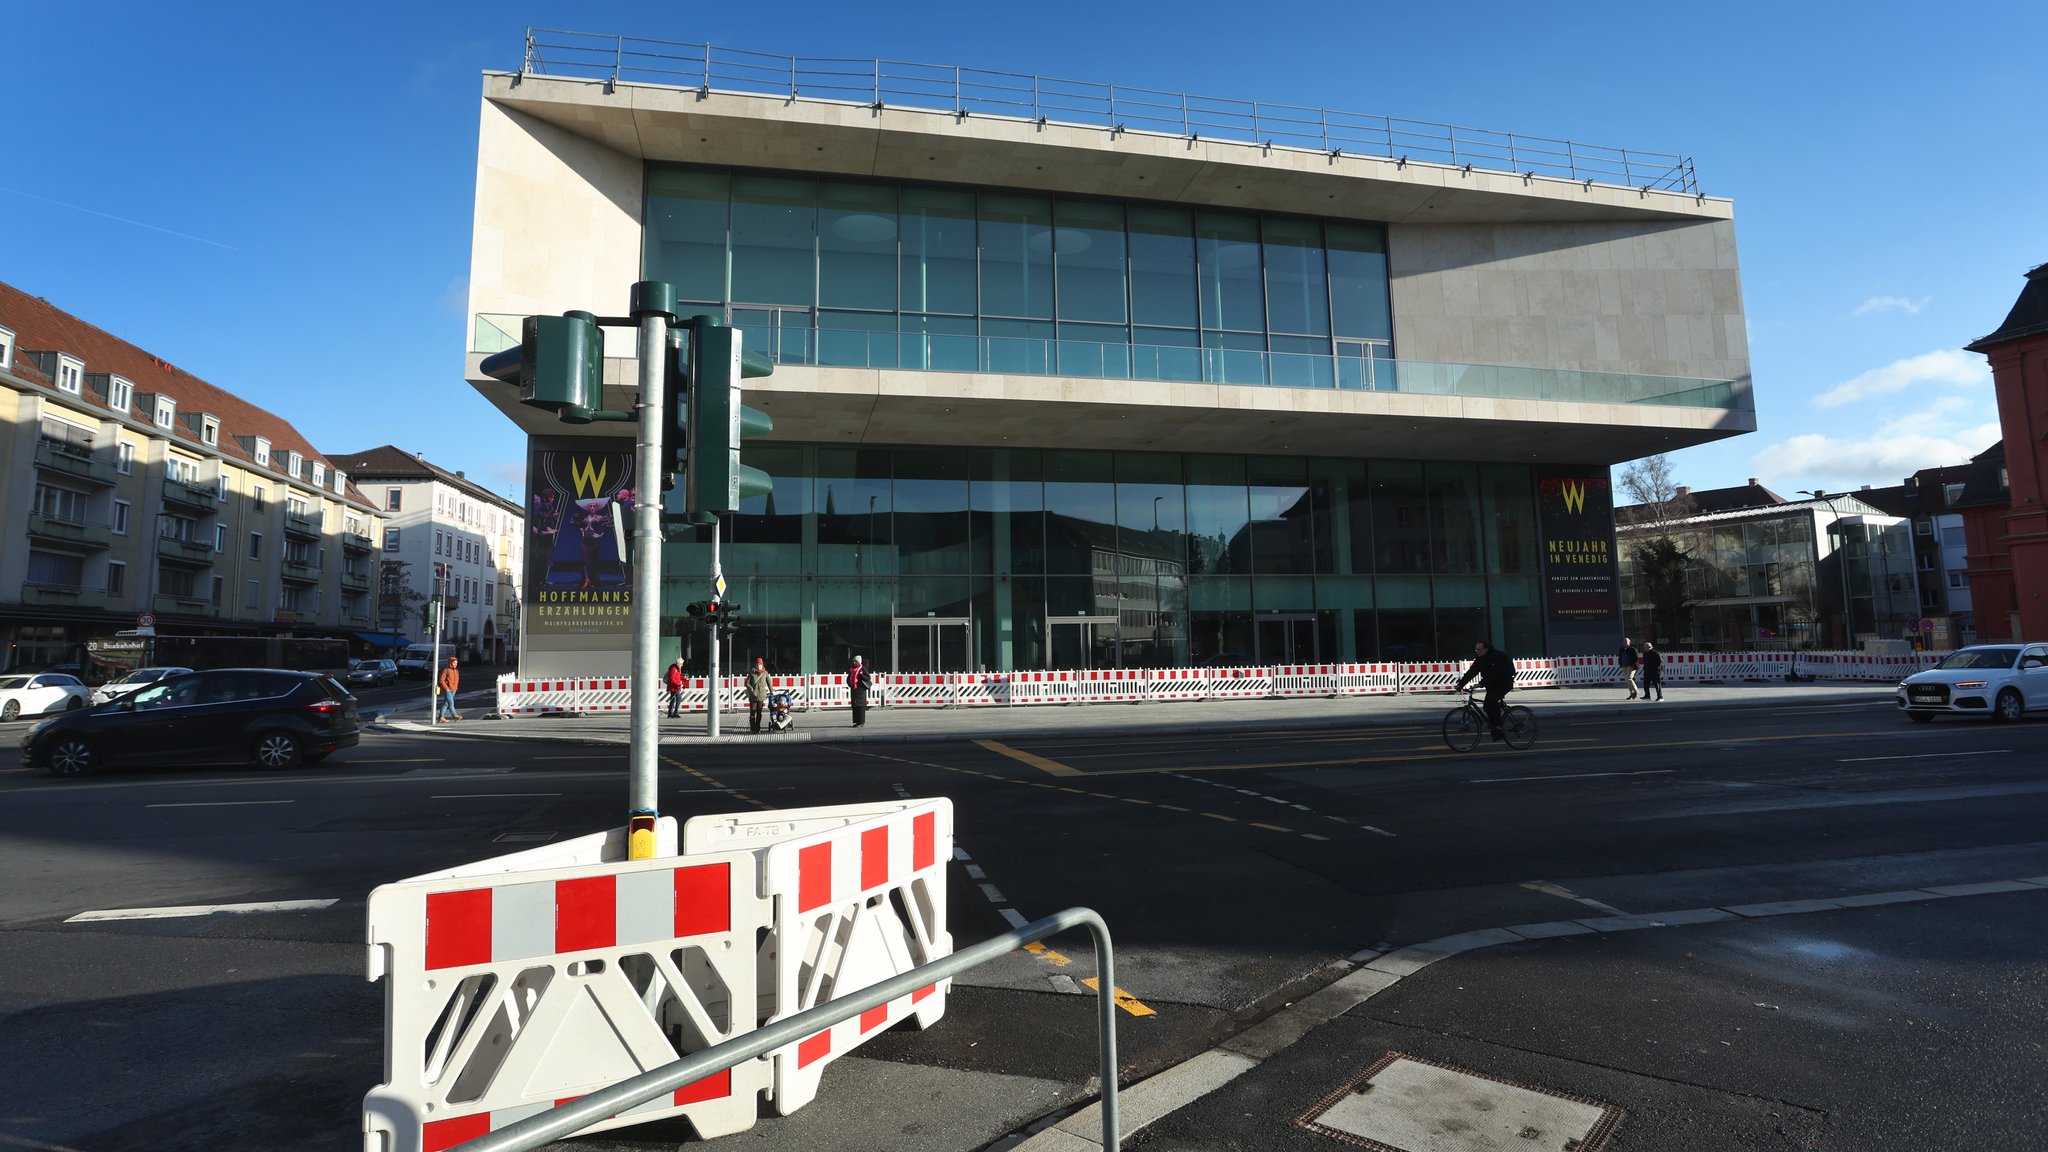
[1618,453,1697,538]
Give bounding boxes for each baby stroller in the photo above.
[766,690,795,733]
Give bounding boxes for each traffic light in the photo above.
[478,311,603,424]
[659,326,688,492]
[684,321,775,517]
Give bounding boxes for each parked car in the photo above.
[395,644,438,680]
[0,673,91,721]
[89,666,196,706]
[22,668,360,776]
[1896,643,2048,722]
[346,658,399,688]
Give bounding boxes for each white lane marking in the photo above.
[1471,769,1674,784]
[1837,749,2008,763]
[67,898,339,923]
[430,793,562,799]
[1167,770,1395,836]
[978,882,1008,904]
[346,758,445,764]
[146,800,293,808]
[1000,907,1029,929]
[404,767,514,776]
[1522,880,1628,917]
[964,864,987,880]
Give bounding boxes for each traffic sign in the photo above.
[137,613,155,629]
[1919,617,1934,635]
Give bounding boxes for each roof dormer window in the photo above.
[0,326,14,371]
[285,451,303,479]
[254,438,270,467]
[153,395,177,429]
[311,461,326,488]
[108,375,133,413]
[201,415,220,446]
[56,355,84,395]
[332,470,347,495]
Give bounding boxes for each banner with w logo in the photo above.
[525,445,638,637]
[1537,472,1619,624]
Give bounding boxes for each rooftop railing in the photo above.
[514,30,1700,195]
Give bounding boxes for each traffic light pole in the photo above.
[707,533,723,739]
[627,289,674,861]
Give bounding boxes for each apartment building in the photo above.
[327,445,524,664]
[1859,464,1978,648]
[0,282,384,672]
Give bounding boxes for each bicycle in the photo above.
[1442,688,1537,752]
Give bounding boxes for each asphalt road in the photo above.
[0,696,2043,1150]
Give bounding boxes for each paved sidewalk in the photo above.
[371,681,1900,746]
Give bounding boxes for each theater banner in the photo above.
[1536,472,1619,623]
[524,445,637,636]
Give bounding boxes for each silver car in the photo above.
[1897,644,2048,722]
[89,666,196,707]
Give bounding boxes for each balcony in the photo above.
[342,529,374,553]
[156,535,216,567]
[281,558,321,584]
[340,568,372,591]
[27,512,113,552]
[163,475,217,511]
[344,612,374,628]
[283,511,322,540]
[153,592,215,616]
[33,435,117,487]
[23,582,110,610]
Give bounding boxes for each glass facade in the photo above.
[644,164,1393,388]
[663,445,1546,675]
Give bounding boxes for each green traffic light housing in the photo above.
[479,312,603,424]
[685,321,776,517]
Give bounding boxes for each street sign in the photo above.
[715,573,728,600]
[136,612,156,638]
[1919,617,1934,635]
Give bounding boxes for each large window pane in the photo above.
[973,448,1044,577]
[984,317,1054,375]
[819,180,896,311]
[1435,575,1488,658]
[1263,218,1330,336]
[979,193,1053,318]
[902,314,978,372]
[1372,461,1430,574]
[1248,456,1314,574]
[1202,330,1266,386]
[1055,200,1127,323]
[1186,454,1250,575]
[1196,211,1265,332]
[818,310,898,368]
[1129,206,1197,328]
[815,448,891,576]
[1269,333,1333,389]
[1133,327,1201,382]
[1428,462,1482,574]
[894,449,971,574]
[1043,450,1115,574]
[644,168,728,301]
[1188,575,1253,664]
[900,187,977,314]
[1058,322,1130,378]
[1481,464,1536,575]
[1329,223,1392,342]
[1375,574,1432,661]
[730,174,816,305]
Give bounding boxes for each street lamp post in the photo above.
[1800,490,1856,650]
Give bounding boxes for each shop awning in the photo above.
[353,631,412,650]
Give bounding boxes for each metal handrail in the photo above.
[515,29,1699,194]
[451,906,1120,1152]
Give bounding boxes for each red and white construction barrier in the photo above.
[496,650,1949,718]
[364,799,954,1149]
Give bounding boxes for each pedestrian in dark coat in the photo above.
[848,655,871,727]
[746,658,770,733]
[1454,640,1517,741]
[1641,641,1664,701]
[1618,636,1641,699]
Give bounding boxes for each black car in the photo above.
[22,668,360,776]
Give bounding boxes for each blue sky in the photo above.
[5,1,2042,501]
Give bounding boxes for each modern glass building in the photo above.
[464,36,1758,677]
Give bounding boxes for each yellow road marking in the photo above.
[1081,977,1157,1017]
[976,738,1082,777]
[1023,942,1073,967]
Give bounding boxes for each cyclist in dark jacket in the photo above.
[1455,640,1516,740]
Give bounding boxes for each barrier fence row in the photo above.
[494,651,1947,717]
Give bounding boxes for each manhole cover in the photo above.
[1295,1053,1622,1152]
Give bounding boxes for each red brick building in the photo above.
[1965,264,2048,643]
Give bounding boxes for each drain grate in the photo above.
[492,830,558,844]
[1294,1052,1623,1152]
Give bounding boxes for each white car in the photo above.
[90,666,196,706]
[0,673,92,721]
[1897,643,2048,722]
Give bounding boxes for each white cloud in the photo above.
[1750,424,2001,490]
[1810,348,1987,409]
[1852,295,1932,317]
[485,460,527,501]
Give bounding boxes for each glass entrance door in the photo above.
[892,618,971,673]
[1255,613,1319,664]
[1047,616,1121,670]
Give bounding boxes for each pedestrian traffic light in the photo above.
[659,326,689,493]
[715,600,742,622]
[684,321,775,517]
[478,312,603,424]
